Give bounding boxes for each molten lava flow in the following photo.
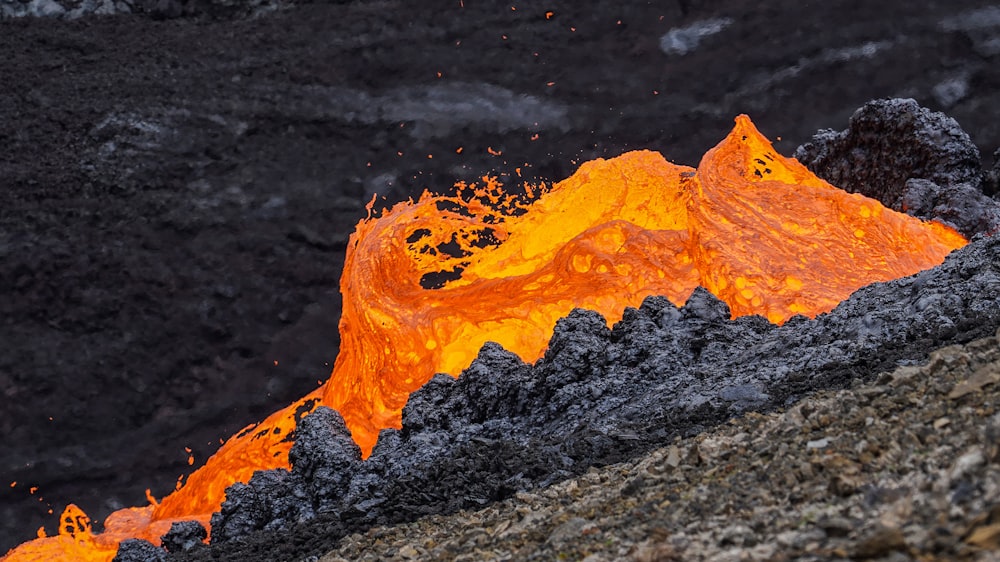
[324,115,966,455]
[2,115,966,562]
[689,116,966,321]
[325,152,701,455]
[3,389,325,561]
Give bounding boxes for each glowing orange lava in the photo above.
[2,116,966,562]
[324,114,966,455]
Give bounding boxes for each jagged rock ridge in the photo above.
[125,99,1000,562]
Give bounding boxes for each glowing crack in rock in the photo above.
[2,115,966,562]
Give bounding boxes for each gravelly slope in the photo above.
[318,329,1000,562]
[146,101,1000,562]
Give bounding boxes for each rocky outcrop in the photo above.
[320,329,1000,561]
[146,99,1000,562]
[795,98,1000,236]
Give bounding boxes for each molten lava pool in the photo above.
[2,115,966,562]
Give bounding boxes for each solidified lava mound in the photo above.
[119,100,1000,562]
[795,98,1000,237]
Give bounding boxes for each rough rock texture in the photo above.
[140,99,1000,562]
[318,330,1000,561]
[160,521,206,554]
[795,98,1000,236]
[987,148,1000,196]
[4,0,1000,555]
[209,407,360,541]
[112,538,166,562]
[166,233,1000,561]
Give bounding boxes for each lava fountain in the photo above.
[2,115,965,562]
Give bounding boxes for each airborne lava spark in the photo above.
[2,115,965,562]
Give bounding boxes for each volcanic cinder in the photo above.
[96,99,1000,562]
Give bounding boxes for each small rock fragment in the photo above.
[547,517,589,545]
[817,516,854,538]
[949,447,986,483]
[112,539,166,562]
[806,438,829,449]
[160,520,207,553]
[948,367,1000,399]
[853,525,906,559]
[665,446,681,468]
[397,544,420,559]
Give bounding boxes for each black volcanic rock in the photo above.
[207,469,298,542]
[208,407,360,543]
[113,539,166,562]
[160,521,206,554]
[285,406,361,508]
[166,100,1000,562]
[795,98,982,198]
[898,178,1000,237]
[194,236,1000,561]
[987,148,1000,197]
[795,98,1000,236]
[402,343,535,430]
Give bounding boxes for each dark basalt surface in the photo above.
[134,101,1000,561]
[795,98,1000,236]
[3,0,1000,556]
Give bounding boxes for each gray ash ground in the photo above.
[2,0,1000,558]
[138,103,1000,561]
